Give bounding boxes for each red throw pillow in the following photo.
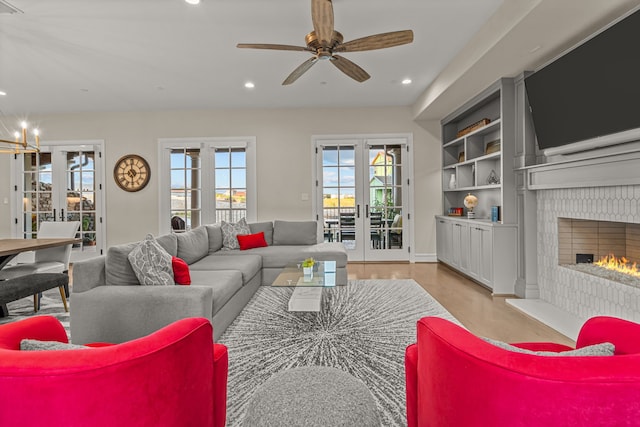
[237,232,268,250]
[172,256,191,285]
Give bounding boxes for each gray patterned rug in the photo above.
[0,288,70,337]
[218,279,461,427]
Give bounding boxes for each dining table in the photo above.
[0,238,80,271]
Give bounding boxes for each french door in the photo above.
[12,142,104,263]
[314,135,412,262]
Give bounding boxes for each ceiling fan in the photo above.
[237,0,414,85]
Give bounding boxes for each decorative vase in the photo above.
[303,267,313,277]
[448,174,456,189]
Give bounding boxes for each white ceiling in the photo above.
[0,0,638,122]
[0,0,504,115]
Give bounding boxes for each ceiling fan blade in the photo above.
[282,57,318,85]
[330,55,370,82]
[237,43,310,52]
[311,0,334,47]
[335,30,414,52]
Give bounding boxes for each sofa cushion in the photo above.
[176,226,209,264]
[238,232,268,251]
[242,244,347,269]
[190,270,243,315]
[221,218,251,250]
[482,337,615,356]
[206,224,224,253]
[189,253,262,284]
[172,256,191,285]
[128,234,175,286]
[273,220,317,246]
[105,242,140,286]
[155,233,178,257]
[249,222,274,246]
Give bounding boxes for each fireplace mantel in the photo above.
[524,150,640,190]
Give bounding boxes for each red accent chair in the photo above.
[405,316,640,427]
[0,315,228,427]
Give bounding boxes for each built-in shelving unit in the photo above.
[441,78,515,224]
[437,78,517,294]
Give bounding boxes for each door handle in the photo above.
[356,205,360,218]
[60,209,65,221]
[365,204,370,218]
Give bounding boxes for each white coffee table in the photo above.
[271,261,340,312]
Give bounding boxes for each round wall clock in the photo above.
[113,154,150,192]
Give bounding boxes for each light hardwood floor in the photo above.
[347,262,575,347]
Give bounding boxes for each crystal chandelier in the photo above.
[0,120,40,154]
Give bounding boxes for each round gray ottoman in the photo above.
[243,366,379,427]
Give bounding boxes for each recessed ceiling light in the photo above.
[0,90,6,96]
[244,82,255,89]
[185,0,200,4]
[401,79,412,85]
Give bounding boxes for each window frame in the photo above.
[158,136,257,234]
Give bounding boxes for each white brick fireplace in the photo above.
[507,149,640,340]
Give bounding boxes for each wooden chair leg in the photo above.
[58,286,69,312]
[33,294,38,312]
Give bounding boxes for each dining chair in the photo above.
[0,221,81,311]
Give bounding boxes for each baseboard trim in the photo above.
[414,253,437,263]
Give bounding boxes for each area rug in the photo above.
[0,288,70,337]
[218,279,461,427]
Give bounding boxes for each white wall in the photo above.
[0,107,442,257]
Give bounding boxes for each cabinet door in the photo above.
[478,226,493,286]
[458,222,471,275]
[436,219,452,263]
[468,226,482,281]
[450,222,461,268]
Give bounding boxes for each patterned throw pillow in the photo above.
[21,339,87,351]
[482,337,615,356]
[127,234,175,286]
[221,218,251,250]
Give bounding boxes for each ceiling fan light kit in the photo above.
[237,0,413,85]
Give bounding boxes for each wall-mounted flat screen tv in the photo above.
[525,8,640,151]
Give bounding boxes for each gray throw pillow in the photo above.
[176,226,209,264]
[221,218,251,250]
[273,220,318,245]
[21,339,87,351]
[482,337,615,356]
[127,234,175,286]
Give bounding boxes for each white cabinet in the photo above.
[436,216,516,294]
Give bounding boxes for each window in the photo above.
[159,137,256,234]
[214,147,247,223]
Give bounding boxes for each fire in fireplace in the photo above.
[558,218,640,287]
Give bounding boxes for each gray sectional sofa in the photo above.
[70,220,347,344]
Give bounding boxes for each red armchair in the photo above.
[0,315,228,427]
[405,316,640,427]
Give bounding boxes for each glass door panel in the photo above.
[366,142,407,260]
[320,145,361,254]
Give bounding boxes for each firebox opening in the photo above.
[559,218,640,288]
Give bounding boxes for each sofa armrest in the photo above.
[212,343,228,427]
[72,256,107,293]
[0,316,69,349]
[404,343,419,427]
[577,316,640,355]
[70,285,214,344]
